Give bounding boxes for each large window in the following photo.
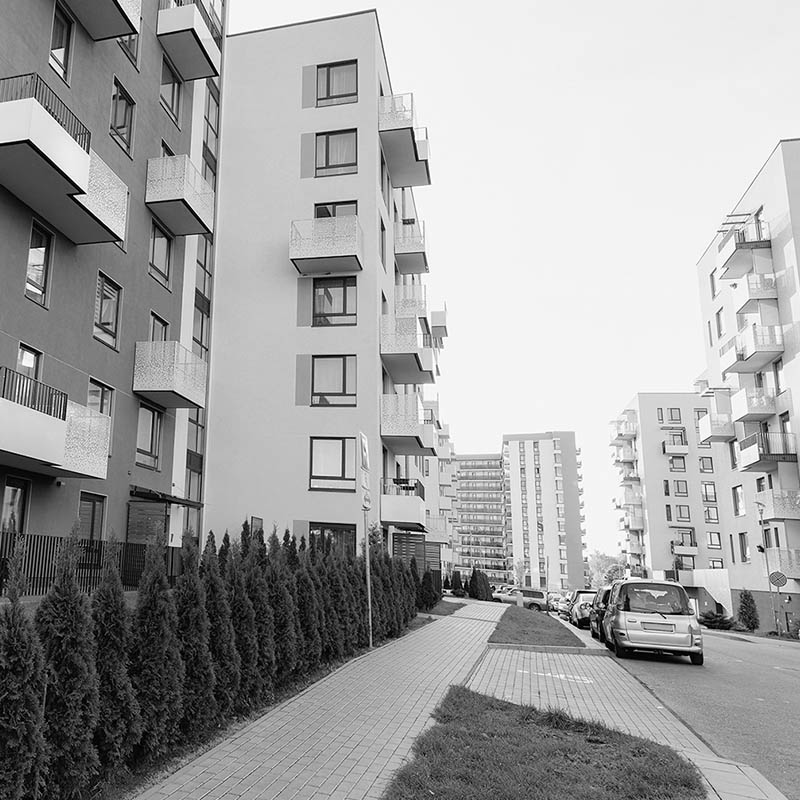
[314,201,357,218]
[196,234,214,299]
[1,477,29,535]
[739,532,750,563]
[313,276,356,326]
[311,356,356,406]
[699,456,714,473]
[149,221,172,286]
[110,79,135,153]
[676,505,690,522]
[316,61,357,106]
[193,299,210,361]
[188,408,206,455]
[136,405,162,469]
[25,222,52,306]
[669,456,686,472]
[87,379,113,417]
[315,130,357,177]
[732,485,745,516]
[674,480,688,496]
[668,408,682,423]
[309,437,356,491]
[50,3,72,80]
[78,493,105,541]
[704,506,719,523]
[701,481,717,503]
[94,274,121,348]
[707,531,721,549]
[310,522,357,559]
[16,344,40,379]
[202,79,220,189]
[160,59,181,122]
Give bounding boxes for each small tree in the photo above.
[227,545,262,713]
[410,556,423,610]
[267,527,282,564]
[443,574,451,590]
[451,570,464,597]
[240,519,251,558]
[0,535,47,800]
[420,570,438,611]
[36,533,99,798]
[92,542,141,772]
[294,565,322,674]
[218,530,231,577]
[738,589,760,632]
[245,548,276,700]
[266,560,299,686]
[174,533,217,739]
[468,568,479,599]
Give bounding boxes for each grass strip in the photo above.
[384,686,705,800]
[427,599,466,616]
[489,604,585,647]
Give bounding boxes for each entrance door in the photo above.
[1,477,29,534]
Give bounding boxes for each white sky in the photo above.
[228,0,800,554]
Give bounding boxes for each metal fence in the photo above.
[0,366,68,420]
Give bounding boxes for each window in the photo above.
[118,26,139,65]
[729,534,736,564]
[315,201,357,218]
[149,221,172,285]
[668,430,686,445]
[714,309,725,339]
[665,504,672,522]
[136,405,162,469]
[707,320,713,347]
[313,276,356,326]
[676,505,690,522]
[311,356,356,406]
[184,466,202,537]
[732,485,745,516]
[709,269,718,298]
[94,274,121,348]
[780,411,792,435]
[315,130,357,176]
[187,409,205,455]
[704,506,719,523]
[25,222,52,306]
[380,219,386,268]
[16,344,40,379]
[674,480,688,496]
[316,60,357,106]
[756,476,766,493]
[669,456,686,472]
[87,378,113,418]
[709,558,724,569]
[310,522,357,559]
[150,313,168,341]
[668,408,682,423]
[774,358,784,394]
[739,532,750,562]
[196,235,214,299]
[110,79,135,153]
[309,437,356,491]
[774,528,781,548]
[1,477,29,534]
[657,407,664,423]
[707,531,721,549]
[193,301,210,361]
[78,493,105,541]
[663,479,670,496]
[676,555,695,570]
[50,3,72,80]
[160,59,181,122]
[699,456,714,473]
[729,440,739,469]
[701,482,717,503]
[202,79,220,188]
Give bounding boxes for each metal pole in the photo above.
[363,510,373,649]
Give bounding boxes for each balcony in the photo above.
[627,513,645,530]
[754,490,800,521]
[430,307,448,340]
[719,324,784,376]
[662,441,689,456]
[157,0,221,81]
[395,283,427,318]
[145,155,214,235]
[133,341,207,409]
[698,413,735,443]
[380,316,435,384]
[394,220,428,273]
[671,542,699,557]
[610,419,638,443]
[730,272,778,314]
[620,470,640,484]
[738,432,797,472]
[378,94,431,187]
[764,548,800,580]
[67,0,140,40]
[717,220,772,279]
[0,367,110,479]
[731,387,775,422]
[381,393,436,457]
[381,478,426,531]
[612,446,635,464]
[289,215,363,274]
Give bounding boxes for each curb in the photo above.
[487,642,609,655]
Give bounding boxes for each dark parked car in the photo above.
[589,586,612,641]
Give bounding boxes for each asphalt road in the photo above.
[570,622,800,799]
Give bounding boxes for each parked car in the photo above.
[589,586,612,641]
[547,592,563,611]
[491,586,517,602]
[494,587,547,611]
[601,579,704,665]
[556,596,572,618]
[568,591,596,628]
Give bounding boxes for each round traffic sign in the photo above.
[769,571,787,588]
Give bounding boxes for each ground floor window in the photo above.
[1,477,29,534]
[310,522,356,559]
[78,492,105,541]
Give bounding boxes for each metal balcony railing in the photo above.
[158,0,222,47]
[739,431,797,456]
[0,366,68,420]
[732,219,770,245]
[381,478,425,501]
[0,73,90,151]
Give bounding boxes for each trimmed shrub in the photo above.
[420,570,438,611]
[698,610,735,630]
[201,532,240,721]
[443,574,451,590]
[218,530,231,577]
[384,552,403,637]
[245,549,276,699]
[35,535,99,798]
[227,546,262,712]
[267,528,282,564]
[282,530,299,571]
[174,533,217,739]
[325,551,353,656]
[240,519,251,558]
[352,557,370,648]
[92,543,141,771]
[738,589,760,632]
[0,536,47,800]
[314,557,343,662]
[294,565,322,673]
[410,557,423,610]
[451,570,464,597]
[130,539,184,762]
[266,560,299,686]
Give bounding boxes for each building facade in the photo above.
[0,0,223,554]
[204,11,447,559]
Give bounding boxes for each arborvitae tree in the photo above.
[350,557,369,648]
[92,542,141,772]
[298,535,307,554]
[451,570,463,595]
[218,530,231,577]
[35,534,99,798]
[244,548,276,700]
[266,560,298,686]
[323,552,349,657]
[308,530,318,563]
[130,538,184,762]
[443,574,451,590]
[393,559,411,628]
[333,553,358,655]
[268,527,282,564]
[0,536,47,800]
[227,546,262,713]
[240,519,251,559]
[420,570,438,611]
[310,555,340,662]
[385,552,404,636]
[468,568,478,599]
[738,589,760,632]
[410,557,423,609]
[251,526,268,570]
[294,565,322,674]
[285,532,300,571]
[201,532,240,720]
[403,561,418,621]
[367,551,386,642]
[174,533,217,739]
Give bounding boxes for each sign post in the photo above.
[359,432,374,648]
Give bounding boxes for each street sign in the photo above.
[769,571,788,588]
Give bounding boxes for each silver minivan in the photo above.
[602,579,704,665]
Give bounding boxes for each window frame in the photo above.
[701,481,717,503]
[49,2,73,83]
[311,355,357,407]
[93,272,122,349]
[25,220,53,307]
[738,532,750,563]
[674,480,688,496]
[159,57,182,124]
[676,504,690,522]
[309,522,357,559]
[316,60,358,107]
[150,312,169,342]
[16,343,41,380]
[118,21,140,67]
[315,129,358,177]
[314,200,358,219]
[78,492,106,542]
[704,506,719,523]
[109,78,135,155]
[148,220,172,286]
[135,404,162,470]
[709,558,724,570]
[732,484,745,516]
[312,276,357,327]
[309,437,356,492]
[699,456,714,473]
[669,456,686,472]
[707,531,721,549]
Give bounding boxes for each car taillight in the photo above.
[580,602,591,609]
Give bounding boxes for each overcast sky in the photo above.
[228,0,800,554]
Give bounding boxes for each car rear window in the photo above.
[620,583,690,615]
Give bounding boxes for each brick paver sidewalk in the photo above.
[134,602,504,800]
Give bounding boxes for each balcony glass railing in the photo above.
[379,93,415,129]
[0,366,67,420]
[381,478,425,501]
[746,273,777,292]
[158,0,222,47]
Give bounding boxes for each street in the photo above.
[569,623,800,800]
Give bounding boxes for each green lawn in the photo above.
[383,686,705,800]
[489,604,584,648]
[427,599,466,616]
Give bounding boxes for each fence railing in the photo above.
[0,366,68,420]
[158,0,222,47]
[0,73,90,151]
[0,531,181,597]
[738,431,797,456]
[381,478,425,501]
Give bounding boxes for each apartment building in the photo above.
[694,138,800,631]
[0,0,223,552]
[204,11,447,559]
[502,432,587,591]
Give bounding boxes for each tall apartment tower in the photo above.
[694,139,800,629]
[0,0,223,550]
[204,11,447,558]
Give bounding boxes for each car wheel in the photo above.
[690,653,704,666]
[528,603,541,612]
[590,626,598,639]
[613,634,629,659]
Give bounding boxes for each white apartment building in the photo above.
[204,11,448,559]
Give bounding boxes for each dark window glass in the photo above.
[94,274,121,347]
[160,59,181,121]
[118,23,140,65]
[136,405,162,469]
[314,201,357,218]
[193,304,209,361]
[311,356,356,406]
[149,222,172,285]
[188,408,205,455]
[316,61,357,106]
[310,522,356,559]
[313,276,356,326]
[25,222,52,305]
[316,130,357,176]
[196,234,214,299]
[110,80,135,152]
[78,493,105,541]
[50,4,72,79]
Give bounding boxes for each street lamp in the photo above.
[754,500,781,635]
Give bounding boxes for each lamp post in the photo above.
[754,500,781,635]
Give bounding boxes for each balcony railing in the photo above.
[765,548,800,579]
[739,432,797,457]
[755,489,800,521]
[289,215,363,272]
[379,93,415,130]
[0,366,67,420]
[158,0,222,47]
[381,478,425,501]
[0,73,90,151]
[730,220,770,247]
[146,154,214,235]
[395,220,425,251]
[395,283,427,317]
